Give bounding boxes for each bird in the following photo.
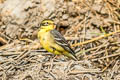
[38,19,77,61]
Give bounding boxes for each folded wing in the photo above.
[50,29,77,59]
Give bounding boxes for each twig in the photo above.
[0,37,7,44]
[92,52,120,61]
[68,69,102,74]
[0,40,20,50]
[72,30,120,47]
[102,56,119,72]
[44,61,84,66]
[0,51,20,56]
[14,50,29,60]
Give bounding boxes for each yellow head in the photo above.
[40,19,55,31]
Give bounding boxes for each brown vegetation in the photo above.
[0,0,120,80]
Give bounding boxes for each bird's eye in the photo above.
[41,22,49,26]
[46,22,48,24]
[45,22,49,26]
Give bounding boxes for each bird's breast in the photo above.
[39,31,54,49]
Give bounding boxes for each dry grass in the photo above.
[0,0,120,80]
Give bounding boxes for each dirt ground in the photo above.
[0,0,120,80]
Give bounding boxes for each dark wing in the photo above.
[50,29,76,56]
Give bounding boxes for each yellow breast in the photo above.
[38,29,64,55]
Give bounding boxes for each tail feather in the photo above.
[64,52,78,61]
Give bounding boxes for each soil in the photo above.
[0,0,120,80]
